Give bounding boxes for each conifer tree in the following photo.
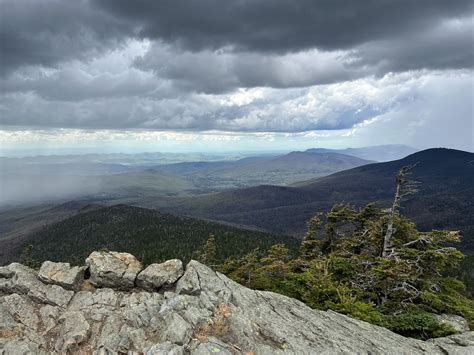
[300,213,322,259]
[195,234,217,266]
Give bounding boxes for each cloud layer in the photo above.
[0,0,472,150]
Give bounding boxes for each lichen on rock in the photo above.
[85,251,142,289]
[136,259,183,291]
[38,261,85,290]
[0,251,473,354]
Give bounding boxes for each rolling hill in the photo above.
[306,144,418,162]
[153,148,474,253]
[0,204,299,266]
[152,151,372,190]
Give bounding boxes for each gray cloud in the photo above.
[134,44,368,94]
[134,13,473,94]
[0,0,132,76]
[2,71,464,132]
[353,16,474,74]
[94,0,473,54]
[1,65,163,101]
[0,0,472,141]
[2,0,473,78]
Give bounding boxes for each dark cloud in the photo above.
[133,15,473,95]
[0,0,472,141]
[134,44,368,94]
[93,0,473,53]
[2,0,473,78]
[353,16,474,74]
[0,0,132,76]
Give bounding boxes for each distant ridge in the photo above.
[156,148,474,253]
[306,144,418,162]
[151,150,373,188]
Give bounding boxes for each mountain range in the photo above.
[1,149,374,206]
[151,148,474,253]
[306,144,418,162]
[1,147,473,293]
[151,151,373,191]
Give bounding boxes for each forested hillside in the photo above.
[5,204,299,266]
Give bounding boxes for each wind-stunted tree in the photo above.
[382,163,420,257]
[195,234,217,266]
[300,213,322,259]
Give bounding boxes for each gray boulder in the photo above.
[85,251,142,289]
[1,263,74,307]
[1,252,473,354]
[162,312,193,345]
[428,332,474,353]
[136,259,183,291]
[38,261,85,290]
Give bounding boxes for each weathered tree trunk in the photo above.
[382,177,402,257]
[382,164,418,257]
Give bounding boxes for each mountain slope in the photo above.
[0,201,103,263]
[156,151,373,190]
[1,204,299,266]
[155,148,474,252]
[227,151,372,177]
[306,144,418,161]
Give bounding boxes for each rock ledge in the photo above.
[1,251,473,354]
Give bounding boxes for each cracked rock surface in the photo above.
[38,261,85,290]
[137,259,184,291]
[85,251,142,289]
[1,251,473,354]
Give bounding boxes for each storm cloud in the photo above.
[0,0,472,150]
[93,0,473,54]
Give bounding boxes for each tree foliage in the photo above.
[209,180,473,340]
[194,234,218,266]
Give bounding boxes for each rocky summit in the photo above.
[0,251,473,354]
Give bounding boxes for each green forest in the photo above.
[20,204,300,266]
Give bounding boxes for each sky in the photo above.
[0,0,473,155]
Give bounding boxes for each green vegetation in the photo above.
[17,204,299,266]
[214,202,473,339]
[458,256,474,297]
[153,151,371,191]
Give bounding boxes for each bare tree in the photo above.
[382,163,419,257]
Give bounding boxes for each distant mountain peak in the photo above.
[306,144,418,162]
